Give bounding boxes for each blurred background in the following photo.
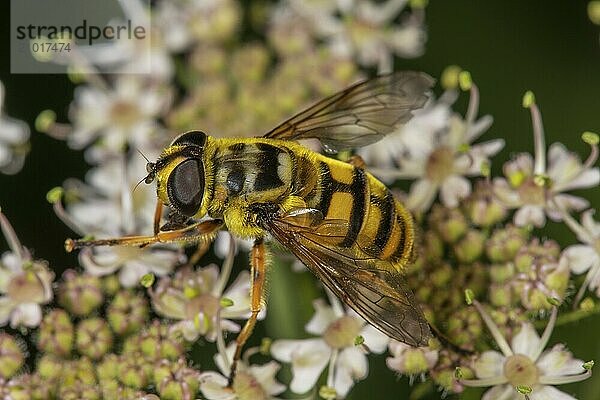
[0,0,599,398]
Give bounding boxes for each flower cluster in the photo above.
[1,1,598,400]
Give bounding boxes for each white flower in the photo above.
[0,213,54,328]
[155,0,241,52]
[363,86,502,213]
[67,75,172,156]
[80,245,183,288]
[461,301,591,399]
[358,92,454,174]
[493,103,599,228]
[386,340,439,376]
[0,81,30,175]
[199,343,285,400]
[56,155,184,287]
[561,209,600,304]
[494,144,599,227]
[271,298,389,398]
[282,0,426,71]
[151,234,263,341]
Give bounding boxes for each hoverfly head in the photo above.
[156,130,208,217]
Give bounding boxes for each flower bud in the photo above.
[453,230,485,263]
[102,274,121,296]
[447,308,482,349]
[108,290,149,336]
[154,358,200,400]
[139,321,186,361]
[58,381,101,400]
[486,225,529,263]
[429,205,467,243]
[37,308,74,357]
[76,318,113,360]
[96,354,120,381]
[0,334,25,378]
[58,270,104,316]
[118,352,151,389]
[463,181,507,227]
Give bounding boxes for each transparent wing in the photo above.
[261,208,431,346]
[262,71,434,152]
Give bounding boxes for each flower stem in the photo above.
[540,370,592,385]
[534,302,600,329]
[0,209,27,260]
[530,103,546,176]
[532,306,557,361]
[213,233,236,296]
[473,300,513,356]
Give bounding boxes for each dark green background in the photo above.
[1,1,599,399]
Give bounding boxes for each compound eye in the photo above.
[167,159,204,217]
[170,130,207,147]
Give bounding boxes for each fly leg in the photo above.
[347,154,366,169]
[65,218,224,251]
[228,237,267,385]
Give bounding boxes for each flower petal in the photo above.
[406,179,438,212]
[529,385,577,400]
[10,302,42,328]
[562,245,597,274]
[514,205,546,227]
[537,344,585,377]
[360,324,389,354]
[334,347,368,398]
[271,338,330,393]
[305,298,336,335]
[474,350,506,379]
[249,361,286,395]
[199,371,236,400]
[482,384,520,400]
[440,175,471,208]
[511,323,541,360]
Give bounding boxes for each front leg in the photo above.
[228,237,268,384]
[65,218,224,251]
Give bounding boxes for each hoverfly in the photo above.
[66,71,434,377]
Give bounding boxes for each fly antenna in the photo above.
[137,148,151,163]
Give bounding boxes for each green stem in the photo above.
[533,304,600,329]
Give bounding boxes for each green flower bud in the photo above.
[154,359,200,400]
[59,270,104,316]
[118,353,151,389]
[0,334,25,378]
[486,225,529,263]
[453,230,485,263]
[76,318,113,360]
[489,263,515,283]
[58,381,101,400]
[4,377,30,400]
[108,290,149,336]
[37,354,63,381]
[430,262,453,288]
[61,358,97,387]
[447,308,482,349]
[429,205,468,244]
[139,321,186,361]
[17,373,53,400]
[423,231,444,263]
[37,308,74,357]
[464,181,507,226]
[489,283,513,307]
[102,274,121,296]
[96,354,120,381]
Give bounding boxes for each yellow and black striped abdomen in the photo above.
[302,154,415,270]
